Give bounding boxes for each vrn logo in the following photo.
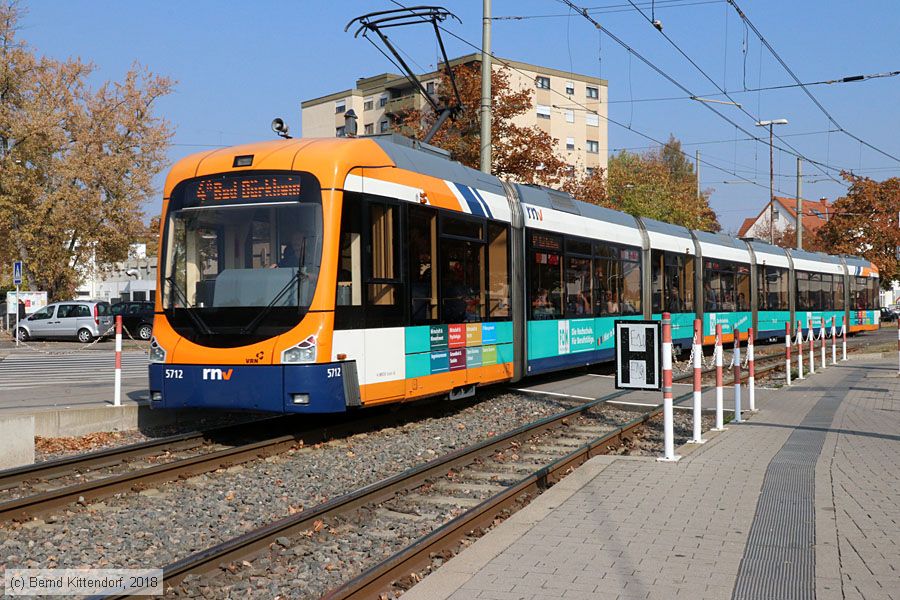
[202,368,233,381]
[524,205,543,221]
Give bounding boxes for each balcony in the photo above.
[384,94,421,116]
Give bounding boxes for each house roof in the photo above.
[737,196,834,237]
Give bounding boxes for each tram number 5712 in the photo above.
[327,367,342,379]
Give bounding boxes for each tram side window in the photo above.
[408,206,437,322]
[440,217,485,323]
[620,248,642,315]
[487,223,510,318]
[662,252,693,313]
[834,276,845,310]
[735,265,750,311]
[759,266,788,311]
[529,232,562,319]
[651,250,664,313]
[808,273,822,311]
[367,202,400,307]
[565,238,592,318]
[869,278,880,309]
[337,197,362,307]
[822,274,834,310]
[594,243,620,316]
[796,272,810,310]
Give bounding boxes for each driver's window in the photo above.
[32,306,54,320]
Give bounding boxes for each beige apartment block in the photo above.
[300,53,608,176]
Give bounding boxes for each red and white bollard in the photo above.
[733,328,742,423]
[808,318,816,375]
[797,320,805,380]
[842,316,847,361]
[713,324,725,431]
[820,321,827,370]
[114,315,122,407]
[785,322,792,386]
[659,312,680,462]
[748,327,756,412]
[831,317,837,365]
[689,318,705,444]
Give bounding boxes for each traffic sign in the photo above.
[614,320,662,391]
[13,261,22,285]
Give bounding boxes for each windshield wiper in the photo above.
[165,276,215,336]
[241,270,303,335]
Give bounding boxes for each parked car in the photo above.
[16,300,113,343]
[111,301,155,340]
[881,307,899,322]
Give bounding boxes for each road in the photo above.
[0,350,149,414]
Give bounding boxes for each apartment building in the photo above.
[301,53,608,175]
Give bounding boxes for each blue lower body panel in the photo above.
[149,362,351,413]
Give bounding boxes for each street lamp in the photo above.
[756,118,788,244]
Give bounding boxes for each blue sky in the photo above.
[17,0,900,231]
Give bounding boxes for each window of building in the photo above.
[565,109,575,123]
[565,81,575,95]
[364,98,373,111]
[379,120,389,133]
[566,137,575,151]
[364,123,373,135]
[426,81,435,94]
[586,167,595,177]
[586,140,599,154]
[335,126,345,137]
[536,76,550,89]
[586,86,599,99]
[536,105,551,119]
[335,102,346,114]
[586,112,599,127]
[379,95,388,107]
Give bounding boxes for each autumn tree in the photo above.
[815,173,900,287]
[0,2,173,299]
[397,63,568,185]
[564,135,720,232]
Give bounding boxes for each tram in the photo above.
[148,134,880,413]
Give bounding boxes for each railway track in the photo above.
[100,358,798,599]
[1,333,878,524]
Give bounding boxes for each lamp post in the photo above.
[756,118,788,244]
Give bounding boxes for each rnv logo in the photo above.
[202,368,233,381]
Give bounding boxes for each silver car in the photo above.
[16,301,114,343]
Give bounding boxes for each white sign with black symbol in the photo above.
[615,320,661,391]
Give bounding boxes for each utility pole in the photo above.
[768,124,774,244]
[479,0,492,174]
[796,157,803,250]
[696,149,701,200]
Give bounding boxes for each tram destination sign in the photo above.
[186,173,304,205]
[614,320,661,391]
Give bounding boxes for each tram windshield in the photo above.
[162,171,323,345]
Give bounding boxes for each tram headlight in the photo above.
[149,337,167,363]
[281,335,317,364]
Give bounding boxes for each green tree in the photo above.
[564,135,720,232]
[0,2,173,299]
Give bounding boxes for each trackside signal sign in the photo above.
[13,261,22,285]
[614,320,661,391]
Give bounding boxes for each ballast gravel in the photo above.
[0,391,577,581]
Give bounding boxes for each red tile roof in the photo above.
[737,196,834,237]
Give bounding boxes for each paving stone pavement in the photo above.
[404,358,900,600]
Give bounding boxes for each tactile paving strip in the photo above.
[731,371,860,600]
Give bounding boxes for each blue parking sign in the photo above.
[13,261,22,285]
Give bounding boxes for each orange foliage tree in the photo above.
[397,63,568,186]
[815,173,900,287]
